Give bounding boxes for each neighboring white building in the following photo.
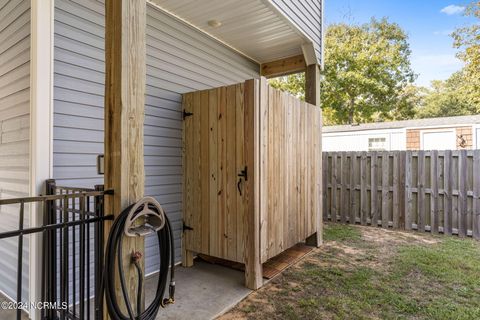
[323,115,480,151]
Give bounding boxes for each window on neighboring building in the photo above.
[368,137,387,151]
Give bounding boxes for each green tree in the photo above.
[269,73,305,101]
[269,18,416,125]
[322,18,415,124]
[416,71,478,118]
[451,1,480,109]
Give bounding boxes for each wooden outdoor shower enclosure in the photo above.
[182,78,322,286]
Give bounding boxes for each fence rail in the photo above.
[0,180,113,320]
[323,150,480,239]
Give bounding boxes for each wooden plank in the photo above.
[381,153,389,228]
[208,89,219,258]
[225,85,237,260]
[192,91,202,253]
[458,150,467,237]
[286,95,295,246]
[392,152,400,228]
[322,153,328,221]
[340,152,347,223]
[331,152,337,220]
[244,79,262,289]
[405,151,413,230]
[267,86,275,257]
[444,150,453,235]
[371,152,378,226]
[104,0,147,312]
[349,153,356,224]
[473,150,480,240]
[417,150,425,232]
[259,78,268,262]
[360,152,367,225]
[398,152,406,229]
[235,83,245,262]
[182,93,194,267]
[260,54,306,78]
[430,150,439,234]
[200,90,210,254]
[217,86,227,257]
[316,107,323,244]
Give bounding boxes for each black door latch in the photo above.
[237,166,248,181]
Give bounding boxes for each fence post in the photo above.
[43,179,56,320]
[94,184,105,319]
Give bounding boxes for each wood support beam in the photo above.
[244,79,263,290]
[305,63,323,247]
[305,64,320,107]
[260,55,306,78]
[104,0,147,315]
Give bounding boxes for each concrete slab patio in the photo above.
[147,260,254,320]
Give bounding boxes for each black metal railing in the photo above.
[0,179,113,320]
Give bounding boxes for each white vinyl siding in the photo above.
[0,0,30,302]
[53,0,259,275]
[270,0,323,64]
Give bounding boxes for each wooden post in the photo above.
[305,64,322,246]
[244,79,262,289]
[104,0,147,315]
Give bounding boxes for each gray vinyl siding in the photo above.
[53,0,259,274]
[0,0,30,302]
[271,0,323,65]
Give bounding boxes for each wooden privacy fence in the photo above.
[323,150,480,239]
[183,78,322,288]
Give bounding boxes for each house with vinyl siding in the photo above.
[323,115,480,152]
[0,0,323,317]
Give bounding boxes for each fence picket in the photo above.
[392,152,400,229]
[417,151,425,232]
[473,150,480,240]
[371,152,378,226]
[444,150,453,235]
[349,153,356,224]
[340,153,347,223]
[458,150,468,237]
[405,152,413,230]
[360,152,368,225]
[381,153,389,228]
[331,153,337,221]
[431,150,439,234]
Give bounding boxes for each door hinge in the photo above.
[183,221,193,232]
[183,110,193,120]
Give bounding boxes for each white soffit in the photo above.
[148,0,310,63]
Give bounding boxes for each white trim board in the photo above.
[29,0,54,319]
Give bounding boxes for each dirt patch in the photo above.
[219,223,480,320]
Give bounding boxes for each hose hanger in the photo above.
[103,197,175,320]
[124,197,166,237]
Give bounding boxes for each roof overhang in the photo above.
[147,0,318,68]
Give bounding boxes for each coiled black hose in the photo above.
[102,203,175,320]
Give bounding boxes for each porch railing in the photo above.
[0,179,113,320]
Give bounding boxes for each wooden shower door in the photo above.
[182,83,249,264]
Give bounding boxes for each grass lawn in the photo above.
[220,223,480,320]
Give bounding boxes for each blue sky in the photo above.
[324,0,477,87]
